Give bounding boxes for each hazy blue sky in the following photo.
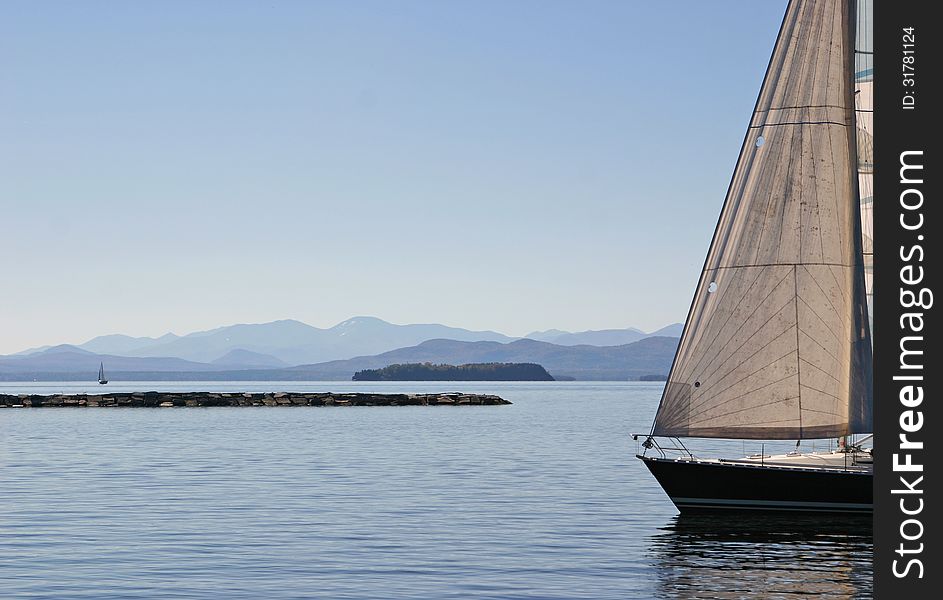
[1,0,787,353]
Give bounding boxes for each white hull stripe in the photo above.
[671,497,872,511]
[643,456,871,475]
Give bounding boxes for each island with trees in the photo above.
[352,362,555,381]
[638,374,668,381]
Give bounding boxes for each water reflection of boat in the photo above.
[650,514,873,598]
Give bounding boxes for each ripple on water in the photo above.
[0,382,872,599]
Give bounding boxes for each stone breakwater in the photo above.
[0,392,511,408]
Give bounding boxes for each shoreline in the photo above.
[0,391,511,408]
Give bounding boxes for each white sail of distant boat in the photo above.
[637,0,873,513]
[98,362,108,385]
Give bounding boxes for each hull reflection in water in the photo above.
[650,513,872,599]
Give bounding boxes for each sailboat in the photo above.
[98,362,108,385]
[636,0,874,513]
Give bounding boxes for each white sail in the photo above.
[652,0,872,440]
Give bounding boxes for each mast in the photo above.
[854,0,873,335]
[650,0,872,440]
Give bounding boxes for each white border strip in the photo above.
[672,496,873,512]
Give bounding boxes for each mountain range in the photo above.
[526,324,682,346]
[0,336,679,382]
[9,317,681,367]
[286,336,679,381]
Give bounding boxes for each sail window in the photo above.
[707,282,718,293]
[755,135,765,148]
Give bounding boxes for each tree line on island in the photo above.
[352,362,556,381]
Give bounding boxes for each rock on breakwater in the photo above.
[0,391,510,408]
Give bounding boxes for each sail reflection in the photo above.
[649,514,872,598]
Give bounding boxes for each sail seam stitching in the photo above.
[796,296,842,347]
[749,121,847,128]
[687,346,797,418]
[652,0,871,441]
[652,0,804,437]
[824,264,854,310]
[677,266,767,381]
[799,356,841,384]
[684,268,788,382]
[694,321,797,395]
[798,378,843,402]
[794,266,803,439]
[808,0,832,439]
[687,344,798,416]
[803,264,849,330]
[798,327,842,369]
[689,388,798,425]
[757,104,847,111]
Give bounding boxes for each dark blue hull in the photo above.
[639,455,872,513]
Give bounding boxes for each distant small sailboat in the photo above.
[98,362,108,385]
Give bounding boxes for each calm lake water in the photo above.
[1,382,872,599]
